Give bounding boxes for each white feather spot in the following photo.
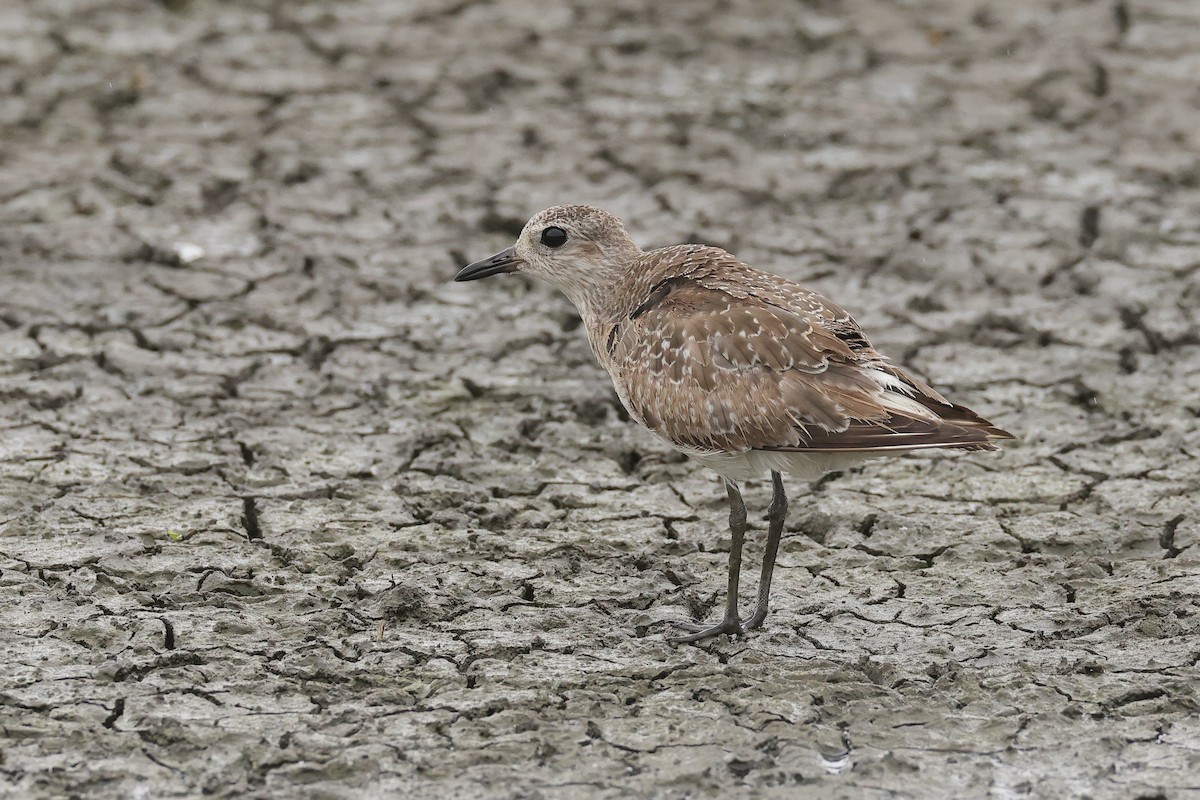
[868,368,913,395]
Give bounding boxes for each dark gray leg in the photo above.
[671,479,748,643]
[745,471,787,631]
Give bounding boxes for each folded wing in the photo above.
[611,275,1012,455]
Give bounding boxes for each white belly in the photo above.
[664,439,877,482]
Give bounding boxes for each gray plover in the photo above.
[455,205,1013,643]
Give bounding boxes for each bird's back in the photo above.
[593,245,1011,474]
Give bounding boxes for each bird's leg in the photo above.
[745,471,787,631]
[671,479,747,643]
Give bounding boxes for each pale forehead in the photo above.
[525,204,627,240]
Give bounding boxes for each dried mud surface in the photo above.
[2,1,1199,798]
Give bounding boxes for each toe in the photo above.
[668,617,744,644]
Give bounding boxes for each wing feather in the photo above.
[610,270,1012,455]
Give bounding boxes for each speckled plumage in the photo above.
[456,204,1013,641]
[459,204,1013,476]
[528,214,1014,480]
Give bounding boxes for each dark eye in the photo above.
[540,226,568,248]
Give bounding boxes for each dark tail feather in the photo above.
[763,413,998,454]
[761,366,1014,454]
[885,365,1015,441]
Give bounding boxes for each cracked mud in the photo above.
[2,1,1199,798]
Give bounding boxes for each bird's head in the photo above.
[455,204,642,309]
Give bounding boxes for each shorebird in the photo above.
[455,205,1012,643]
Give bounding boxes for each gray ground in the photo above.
[1,0,1198,797]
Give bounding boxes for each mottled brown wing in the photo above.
[612,279,1005,454]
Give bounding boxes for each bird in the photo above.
[454,204,1013,644]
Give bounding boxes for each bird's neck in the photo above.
[556,271,638,375]
[556,245,645,323]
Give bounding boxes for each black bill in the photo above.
[454,246,521,282]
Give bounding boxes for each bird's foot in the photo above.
[743,607,768,631]
[669,615,745,644]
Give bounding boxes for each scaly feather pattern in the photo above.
[596,245,1012,456]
